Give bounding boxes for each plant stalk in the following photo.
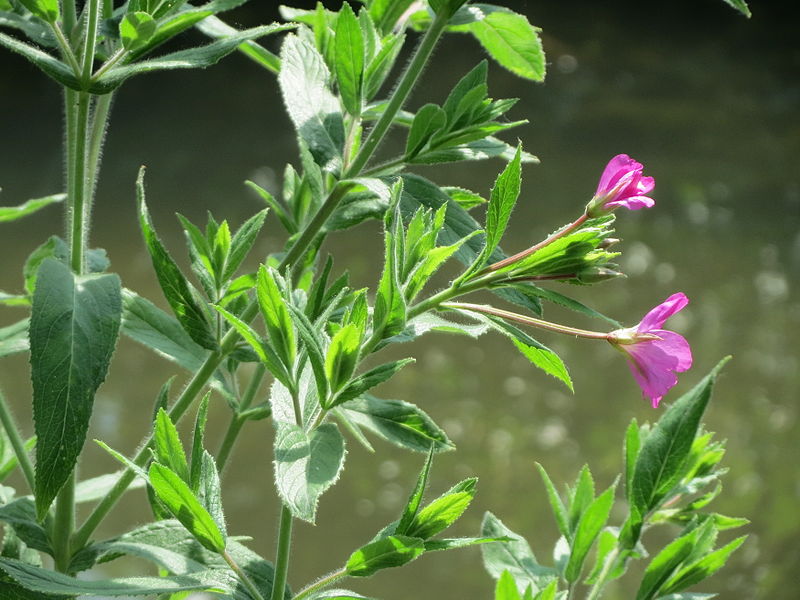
[292,568,347,600]
[217,364,266,470]
[585,546,621,600]
[223,549,267,600]
[67,91,91,273]
[269,504,294,600]
[52,472,75,573]
[0,389,36,491]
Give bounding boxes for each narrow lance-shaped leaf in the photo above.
[154,408,190,483]
[405,478,477,539]
[564,483,616,583]
[396,447,435,534]
[345,535,425,577]
[137,170,216,350]
[256,266,296,368]
[0,193,64,223]
[30,259,121,518]
[335,2,364,116]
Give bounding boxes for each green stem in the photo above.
[482,213,589,274]
[442,302,611,340]
[67,91,91,273]
[270,505,294,600]
[223,549,267,600]
[92,48,127,81]
[292,568,347,600]
[0,389,35,491]
[343,10,449,178]
[84,92,114,225]
[585,546,620,600]
[49,23,81,76]
[62,0,76,36]
[79,0,101,86]
[217,364,266,470]
[52,472,75,573]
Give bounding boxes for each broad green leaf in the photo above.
[468,10,545,81]
[368,0,415,34]
[335,2,364,115]
[0,557,217,596]
[279,33,345,172]
[197,451,226,539]
[406,104,447,158]
[405,478,476,539]
[481,512,558,593]
[345,535,425,577]
[16,0,58,22]
[661,536,747,595]
[269,367,322,429]
[564,484,616,582]
[0,32,78,90]
[23,235,109,297]
[533,580,559,600]
[396,448,434,535]
[137,172,216,350]
[0,497,51,554]
[30,259,121,518]
[0,193,63,223]
[340,395,453,453]
[154,408,190,483]
[510,338,573,391]
[0,318,28,358]
[120,11,157,51]
[273,422,345,523]
[630,360,729,519]
[149,462,226,552]
[443,186,486,210]
[331,358,414,408]
[721,0,751,17]
[535,463,569,539]
[496,570,522,600]
[91,24,293,93]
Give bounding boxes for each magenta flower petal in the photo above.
[608,293,692,407]
[638,292,689,332]
[587,154,655,217]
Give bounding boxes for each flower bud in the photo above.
[577,267,625,284]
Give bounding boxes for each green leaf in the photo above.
[482,144,522,267]
[424,536,509,552]
[194,13,283,74]
[279,33,345,173]
[481,512,558,593]
[190,393,211,491]
[0,193,64,223]
[721,0,751,17]
[661,536,747,595]
[564,484,616,583]
[335,2,364,115]
[74,471,146,504]
[0,31,79,90]
[510,338,572,391]
[0,557,217,596]
[91,23,293,93]
[406,103,447,158]
[196,451,226,539]
[16,0,58,22]
[154,408,190,483]
[467,10,545,81]
[535,463,569,539]
[368,0,415,34]
[120,11,157,51]
[396,448,434,535]
[630,360,729,520]
[137,171,216,350]
[363,31,404,99]
[625,418,641,503]
[325,323,362,393]
[223,209,268,281]
[443,186,486,210]
[405,478,477,539]
[148,462,226,553]
[635,524,707,600]
[495,570,522,600]
[29,259,121,518]
[256,266,296,369]
[273,422,345,523]
[340,395,453,453]
[331,358,414,408]
[0,497,51,554]
[345,535,425,577]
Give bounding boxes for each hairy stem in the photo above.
[269,505,294,600]
[217,364,266,470]
[344,10,449,178]
[52,472,75,573]
[0,389,35,491]
[292,568,347,600]
[49,23,81,76]
[67,91,91,273]
[223,549,267,600]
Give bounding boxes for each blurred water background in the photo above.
[1,1,798,598]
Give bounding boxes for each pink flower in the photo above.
[586,154,655,217]
[608,293,693,408]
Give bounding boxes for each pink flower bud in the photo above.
[586,154,655,217]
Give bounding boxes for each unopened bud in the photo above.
[599,238,621,250]
[577,267,625,284]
